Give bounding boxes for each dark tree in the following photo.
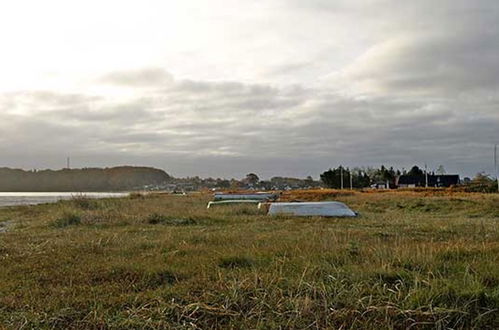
[244,173,260,186]
[320,166,370,189]
[259,180,272,190]
[320,167,344,189]
[407,166,424,177]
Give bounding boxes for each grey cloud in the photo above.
[100,68,173,87]
[318,0,499,98]
[264,62,313,77]
[21,91,102,106]
[2,73,499,178]
[2,1,499,178]
[0,91,102,114]
[346,32,499,96]
[51,102,160,124]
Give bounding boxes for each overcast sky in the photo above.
[0,0,498,179]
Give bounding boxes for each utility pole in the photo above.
[340,166,344,190]
[350,169,353,190]
[495,144,499,192]
[425,163,428,188]
[67,157,70,169]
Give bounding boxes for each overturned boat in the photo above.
[207,200,262,208]
[267,202,357,217]
[213,192,278,201]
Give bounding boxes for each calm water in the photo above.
[0,192,129,207]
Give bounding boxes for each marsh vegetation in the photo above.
[0,190,498,329]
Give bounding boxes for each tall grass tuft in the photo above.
[146,213,196,225]
[52,211,81,228]
[219,256,254,269]
[70,195,100,210]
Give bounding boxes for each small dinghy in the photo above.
[267,201,357,217]
[207,200,262,208]
[213,192,278,201]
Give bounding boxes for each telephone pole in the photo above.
[495,144,499,192]
[340,166,344,190]
[350,169,353,190]
[67,157,70,169]
[425,163,428,188]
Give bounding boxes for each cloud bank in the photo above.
[0,0,498,178]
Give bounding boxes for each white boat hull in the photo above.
[267,202,356,217]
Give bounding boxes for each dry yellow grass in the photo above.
[0,190,498,329]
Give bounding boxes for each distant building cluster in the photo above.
[396,174,460,188]
[153,168,461,192]
[114,164,492,193]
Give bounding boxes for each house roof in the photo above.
[397,175,459,186]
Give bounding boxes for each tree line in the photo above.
[0,166,171,192]
[320,165,438,189]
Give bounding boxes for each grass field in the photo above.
[0,190,498,329]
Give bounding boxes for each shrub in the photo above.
[70,196,100,210]
[163,218,197,225]
[52,212,81,228]
[144,270,179,288]
[374,270,412,286]
[346,241,361,257]
[218,256,253,269]
[146,214,196,225]
[146,213,167,224]
[129,192,146,199]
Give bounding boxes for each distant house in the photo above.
[396,175,460,188]
[370,181,391,189]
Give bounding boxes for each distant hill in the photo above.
[0,166,172,192]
